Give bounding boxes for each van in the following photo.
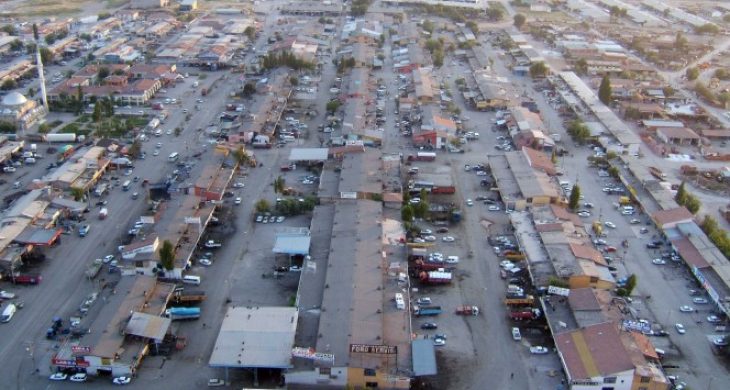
[155,129,163,137]
[511,327,522,341]
[182,275,201,285]
[654,348,665,358]
[122,180,131,191]
[281,135,296,142]
[394,293,405,310]
[168,152,179,162]
[1,304,17,323]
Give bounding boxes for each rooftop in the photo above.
[209,306,298,369]
[555,321,635,380]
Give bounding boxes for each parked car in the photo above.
[675,323,686,334]
[692,298,708,304]
[70,373,88,382]
[442,236,455,242]
[49,373,68,381]
[417,297,432,305]
[113,376,132,385]
[679,305,694,313]
[421,322,438,330]
[529,346,549,354]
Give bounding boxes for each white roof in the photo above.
[288,148,329,161]
[209,307,298,368]
[2,91,28,106]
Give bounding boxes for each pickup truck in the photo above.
[204,240,222,248]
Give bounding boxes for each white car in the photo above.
[692,297,708,304]
[500,260,515,270]
[153,150,160,156]
[199,258,212,266]
[276,216,285,223]
[529,346,549,354]
[679,305,694,313]
[488,205,501,211]
[466,199,474,206]
[49,373,68,381]
[113,376,132,385]
[675,323,686,334]
[445,256,459,264]
[441,236,455,242]
[155,142,162,148]
[604,221,616,229]
[475,170,487,176]
[577,211,591,218]
[165,129,173,135]
[234,197,242,205]
[103,255,115,264]
[420,229,433,235]
[413,237,426,243]
[433,336,446,346]
[0,291,16,299]
[417,297,432,305]
[70,373,88,382]
[409,198,421,204]
[3,166,16,173]
[233,182,245,188]
[423,235,437,242]
[652,258,666,265]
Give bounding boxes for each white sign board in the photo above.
[548,286,570,297]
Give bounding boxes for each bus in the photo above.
[122,180,131,191]
[168,152,179,162]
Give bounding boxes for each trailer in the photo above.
[649,166,667,180]
[418,270,452,285]
[414,305,443,316]
[509,308,542,321]
[504,295,535,307]
[165,307,201,321]
[171,290,206,305]
[407,152,437,162]
[44,133,76,143]
[456,305,480,316]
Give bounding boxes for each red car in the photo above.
[604,246,617,253]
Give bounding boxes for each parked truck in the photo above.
[99,208,108,220]
[414,305,443,316]
[94,183,108,197]
[204,240,222,249]
[504,295,535,306]
[418,270,452,285]
[148,118,161,130]
[407,152,437,162]
[44,133,76,143]
[509,308,542,321]
[11,273,42,285]
[649,166,667,180]
[165,307,201,321]
[456,305,480,316]
[171,289,206,305]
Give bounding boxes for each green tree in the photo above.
[466,21,479,34]
[662,86,675,97]
[91,103,102,124]
[128,140,141,158]
[675,181,687,205]
[232,145,250,167]
[513,14,527,29]
[486,5,504,21]
[159,240,175,271]
[39,47,54,65]
[685,196,701,214]
[0,121,16,132]
[567,120,590,144]
[244,26,256,41]
[401,204,414,222]
[432,49,444,67]
[9,39,23,51]
[0,24,16,35]
[1,79,17,90]
[574,58,588,75]
[529,61,548,78]
[242,82,256,97]
[608,166,620,178]
[695,23,720,35]
[714,68,729,80]
[97,66,110,83]
[255,199,270,213]
[273,176,285,194]
[686,67,700,81]
[326,100,341,113]
[598,75,612,105]
[625,274,637,295]
[70,187,85,201]
[674,32,688,50]
[568,184,581,210]
[289,76,299,86]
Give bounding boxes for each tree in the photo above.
[598,75,612,105]
[128,140,141,158]
[695,23,720,35]
[273,176,285,194]
[513,14,527,29]
[685,196,701,214]
[242,82,256,97]
[686,67,700,81]
[466,21,479,34]
[486,5,504,21]
[97,66,110,83]
[255,199,270,213]
[529,61,548,78]
[92,103,102,124]
[289,76,299,86]
[568,184,581,210]
[0,24,16,35]
[9,39,23,51]
[432,49,444,67]
[674,32,688,50]
[326,100,341,113]
[662,86,675,97]
[0,121,16,133]
[675,182,688,204]
[567,120,591,144]
[608,166,620,178]
[159,240,175,271]
[39,47,53,66]
[1,79,17,90]
[574,58,588,75]
[244,26,256,41]
[70,187,85,201]
[232,145,250,167]
[625,274,637,295]
[401,204,414,222]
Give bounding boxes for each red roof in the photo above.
[651,207,693,227]
[555,322,635,379]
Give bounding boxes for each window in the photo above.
[640,376,651,383]
[319,367,331,376]
[365,382,378,388]
[603,377,617,384]
[363,368,376,377]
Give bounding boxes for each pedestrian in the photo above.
[510,372,514,379]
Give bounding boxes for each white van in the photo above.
[168,152,179,162]
[281,135,296,143]
[511,327,522,341]
[155,129,163,137]
[182,275,201,285]
[394,293,405,310]
[24,157,36,164]
[1,303,17,323]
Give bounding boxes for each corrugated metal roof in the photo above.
[412,339,437,376]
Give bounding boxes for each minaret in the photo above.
[33,23,49,111]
